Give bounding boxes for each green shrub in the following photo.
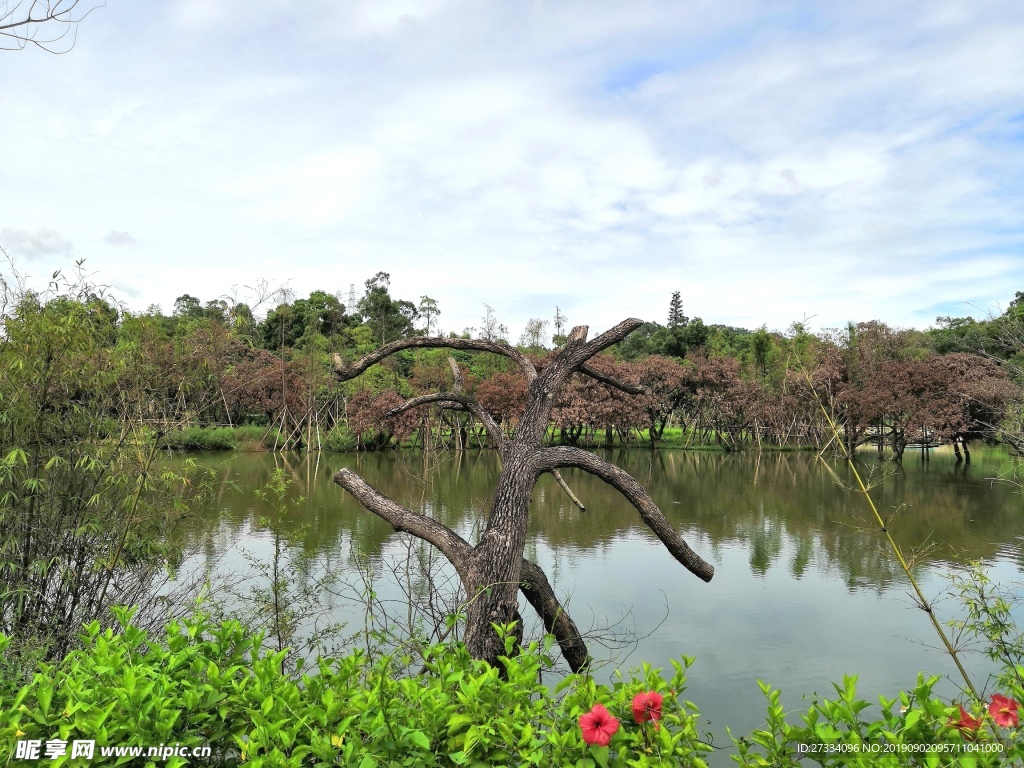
[161,426,281,452]
[163,426,237,451]
[2,610,1022,767]
[321,425,357,453]
[732,675,1023,767]
[233,425,278,452]
[1,610,709,767]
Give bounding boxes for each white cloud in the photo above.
[0,228,74,259]
[0,1,1022,334]
[104,230,138,247]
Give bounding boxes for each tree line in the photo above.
[4,266,1021,461]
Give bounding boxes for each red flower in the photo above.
[949,706,981,734]
[632,691,664,724]
[580,704,619,747]
[989,694,1020,728]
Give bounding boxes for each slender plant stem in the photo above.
[803,371,980,700]
[96,433,161,612]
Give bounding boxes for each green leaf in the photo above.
[406,730,430,750]
[589,744,610,768]
[447,713,474,733]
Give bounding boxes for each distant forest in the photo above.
[4,268,1021,460]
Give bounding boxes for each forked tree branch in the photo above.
[577,364,649,396]
[333,468,472,578]
[336,466,590,670]
[533,446,715,582]
[519,558,590,672]
[555,319,645,371]
[331,315,714,670]
[333,337,537,384]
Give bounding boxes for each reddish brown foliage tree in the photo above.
[346,389,420,449]
[474,371,528,435]
[629,355,689,446]
[223,348,307,425]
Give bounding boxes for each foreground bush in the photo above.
[0,611,708,767]
[1,610,1021,767]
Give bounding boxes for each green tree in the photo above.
[519,318,549,352]
[751,326,772,379]
[260,302,306,350]
[668,291,687,328]
[358,272,419,346]
[0,268,198,665]
[419,296,440,336]
[173,293,204,321]
[228,301,258,345]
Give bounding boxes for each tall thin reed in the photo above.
[800,367,980,700]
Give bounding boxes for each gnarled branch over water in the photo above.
[533,446,714,582]
[332,318,713,669]
[333,468,472,578]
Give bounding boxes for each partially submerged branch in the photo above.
[520,558,590,672]
[550,469,586,511]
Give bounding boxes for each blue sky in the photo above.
[2,0,1023,340]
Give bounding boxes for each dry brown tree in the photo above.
[332,319,714,672]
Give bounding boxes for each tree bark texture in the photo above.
[332,319,714,670]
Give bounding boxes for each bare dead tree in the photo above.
[332,318,714,672]
[1,0,104,52]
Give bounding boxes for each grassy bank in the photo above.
[161,425,283,451]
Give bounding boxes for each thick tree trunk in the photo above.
[461,450,534,664]
[332,319,713,670]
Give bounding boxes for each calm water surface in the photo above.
[170,446,1024,758]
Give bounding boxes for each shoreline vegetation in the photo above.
[3,267,1024,765]
[2,603,1022,767]
[93,273,1021,461]
[160,423,957,455]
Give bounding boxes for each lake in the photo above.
[169,445,1024,760]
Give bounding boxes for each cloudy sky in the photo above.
[2,1,1023,339]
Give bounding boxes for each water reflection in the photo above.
[171,446,1024,590]
[167,445,1023,762]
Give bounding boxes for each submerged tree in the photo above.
[332,319,714,671]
